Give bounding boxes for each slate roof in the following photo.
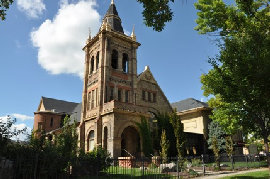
[41,96,79,114]
[103,3,124,33]
[171,98,209,112]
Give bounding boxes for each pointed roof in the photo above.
[171,98,209,112]
[103,1,124,33]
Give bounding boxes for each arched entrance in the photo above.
[121,126,141,157]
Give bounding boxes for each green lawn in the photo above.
[220,170,269,179]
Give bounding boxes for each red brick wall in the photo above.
[34,112,62,134]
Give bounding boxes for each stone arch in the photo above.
[116,121,140,138]
[117,122,142,157]
[86,125,95,137]
[120,126,141,157]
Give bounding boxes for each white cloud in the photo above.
[11,123,31,141]
[31,0,101,78]
[12,114,34,121]
[17,0,46,18]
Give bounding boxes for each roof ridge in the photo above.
[42,96,79,104]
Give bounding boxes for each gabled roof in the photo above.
[103,2,124,33]
[137,66,157,84]
[171,98,209,112]
[40,96,79,114]
[138,66,173,112]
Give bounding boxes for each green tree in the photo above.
[195,0,270,169]
[160,129,169,163]
[135,116,153,157]
[0,115,26,156]
[208,121,226,170]
[225,136,234,162]
[55,116,79,169]
[169,111,185,158]
[154,112,177,157]
[207,95,241,135]
[0,0,13,20]
[137,0,175,32]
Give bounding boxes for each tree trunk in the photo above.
[263,136,270,171]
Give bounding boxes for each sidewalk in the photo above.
[196,168,269,179]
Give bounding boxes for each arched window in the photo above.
[103,127,108,150]
[122,53,128,73]
[96,51,99,70]
[88,130,95,151]
[111,50,118,69]
[90,56,94,74]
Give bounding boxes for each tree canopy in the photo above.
[195,0,270,167]
[0,0,13,20]
[137,0,175,32]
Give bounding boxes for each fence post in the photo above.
[33,153,38,179]
[231,155,234,171]
[245,155,249,169]
[142,158,145,177]
[177,157,179,179]
[202,154,205,176]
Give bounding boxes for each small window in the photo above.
[118,89,122,102]
[142,90,145,101]
[90,56,94,74]
[96,52,99,70]
[50,117,53,127]
[153,93,157,103]
[110,87,114,101]
[148,92,151,102]
[38,122,43,131]
[111,50,118,69]
[122,53,128,73]
[125,90,129,103]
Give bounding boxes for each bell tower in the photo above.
[80,0,140,154]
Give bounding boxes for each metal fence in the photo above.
[0,154,268,178]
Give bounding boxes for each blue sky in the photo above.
[0,0,218,137]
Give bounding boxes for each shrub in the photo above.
[191,158,201,167]
[73,146,111,176]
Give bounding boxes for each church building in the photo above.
[79,1,172,158]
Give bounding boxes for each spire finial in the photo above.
[111,0,114,4]
[88,27,91,39]
[131,25,136,40]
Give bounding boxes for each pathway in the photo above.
[196,168,269,179]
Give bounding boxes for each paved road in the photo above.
[196,168,269,179]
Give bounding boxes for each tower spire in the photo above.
[111,0,114,4]
[131,25,136,41]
